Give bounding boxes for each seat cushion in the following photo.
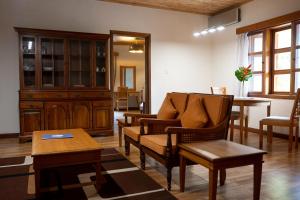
[157,96,178,119]
[140,134,177,155]
[261,116,291,126]
[123,126,148,141]
[181,97,208,128]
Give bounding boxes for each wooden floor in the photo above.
[1,128,300,200]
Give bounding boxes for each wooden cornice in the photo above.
[236,10,300,34]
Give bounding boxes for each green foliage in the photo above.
[235,65,253,82]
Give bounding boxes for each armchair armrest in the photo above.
[139,118,181,135]
[166,120,227,144]
[123,112,157,125]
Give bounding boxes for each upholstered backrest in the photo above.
[188,93,230,127]
[167,92,189,119]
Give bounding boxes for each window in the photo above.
[248,33,264,92]
[248,21,300,97]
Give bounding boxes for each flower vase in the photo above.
[240,81,245,97]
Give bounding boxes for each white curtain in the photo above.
[236,33,249,96]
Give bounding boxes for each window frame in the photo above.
[247,20,300,99]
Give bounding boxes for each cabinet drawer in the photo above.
[69,91,112,99]
[93,101,112,107]
[20,101,43,109]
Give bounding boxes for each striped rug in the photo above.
[0,148,176,200]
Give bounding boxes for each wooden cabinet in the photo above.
[70,101,92,129]
[45,102,69,130]
[16,28,113,142]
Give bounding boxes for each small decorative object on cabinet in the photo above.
[16,27,113,142]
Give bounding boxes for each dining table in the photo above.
[233,97,272,144]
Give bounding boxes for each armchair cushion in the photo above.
[157,96,178,120]
[181,97,208,128]
[168,92,189,119]
[140,134,177,155]
[123,126,148,142]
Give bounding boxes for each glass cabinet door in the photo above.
[96,41,106,87]
[69,40,91,87]
[22,36,36,88]
[41,38,65,88]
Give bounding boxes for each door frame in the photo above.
[110,30,151,113]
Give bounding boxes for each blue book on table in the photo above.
[42,133,73,140]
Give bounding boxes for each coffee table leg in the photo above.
[95,162,102,191]
[209,168,218,200]
[240,105,244,144]
[219,169,226,186]
[34,167,40,199]
[179,155,186,192]
[254,160,263,200]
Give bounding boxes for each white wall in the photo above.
[0,0,211,133]
[211,0,300,132]
[113,45,145,92]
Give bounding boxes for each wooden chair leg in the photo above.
[179,156,186,192]
[267,125,273,144]
[230,118,234,141]
[245,115,249,138]
[259,121,263,149]
[289,126,293,152]
[124,137,130,156]
[296,125,299,149]
[118,124,123,147]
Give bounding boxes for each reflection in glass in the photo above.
[22,37,36,87]
[96,41,106,87]
[274,52,291,70]
[275,29,291,49]
[274,74,290,92]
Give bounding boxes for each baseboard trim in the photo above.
[0,133,19,138]
[234,125,290,140]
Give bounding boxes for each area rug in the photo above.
[0,148,177,200]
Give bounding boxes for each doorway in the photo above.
[110,30,151,122]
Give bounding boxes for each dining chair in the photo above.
[259,88,300,152]
[116,86,129,111]
[210,86,248,141]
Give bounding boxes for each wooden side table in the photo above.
[179,140,266,200]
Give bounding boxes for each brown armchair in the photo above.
[123,92,189,155]
[139,93,233,190]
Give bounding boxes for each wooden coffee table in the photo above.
[32,128,102,198]
[179,140,266,200]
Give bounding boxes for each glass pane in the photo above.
[22,37,36,87]
[53,39,64,87]
[249,33,263,52]
[125,68,134,88]
[41,39,64,88]
[274,52,291,70]
[249,55,263,71]
[274,74,290,92]
[295,72,300,92]
[249,74,262,92]
[96,41,106,87]
[296,49,300,69]
[297,24,300,46]
[70,40,91,87]
[275,29,291,49]
[81,41,91,87]
[70,40,80,86]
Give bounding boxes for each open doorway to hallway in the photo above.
[110,31,151,127]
